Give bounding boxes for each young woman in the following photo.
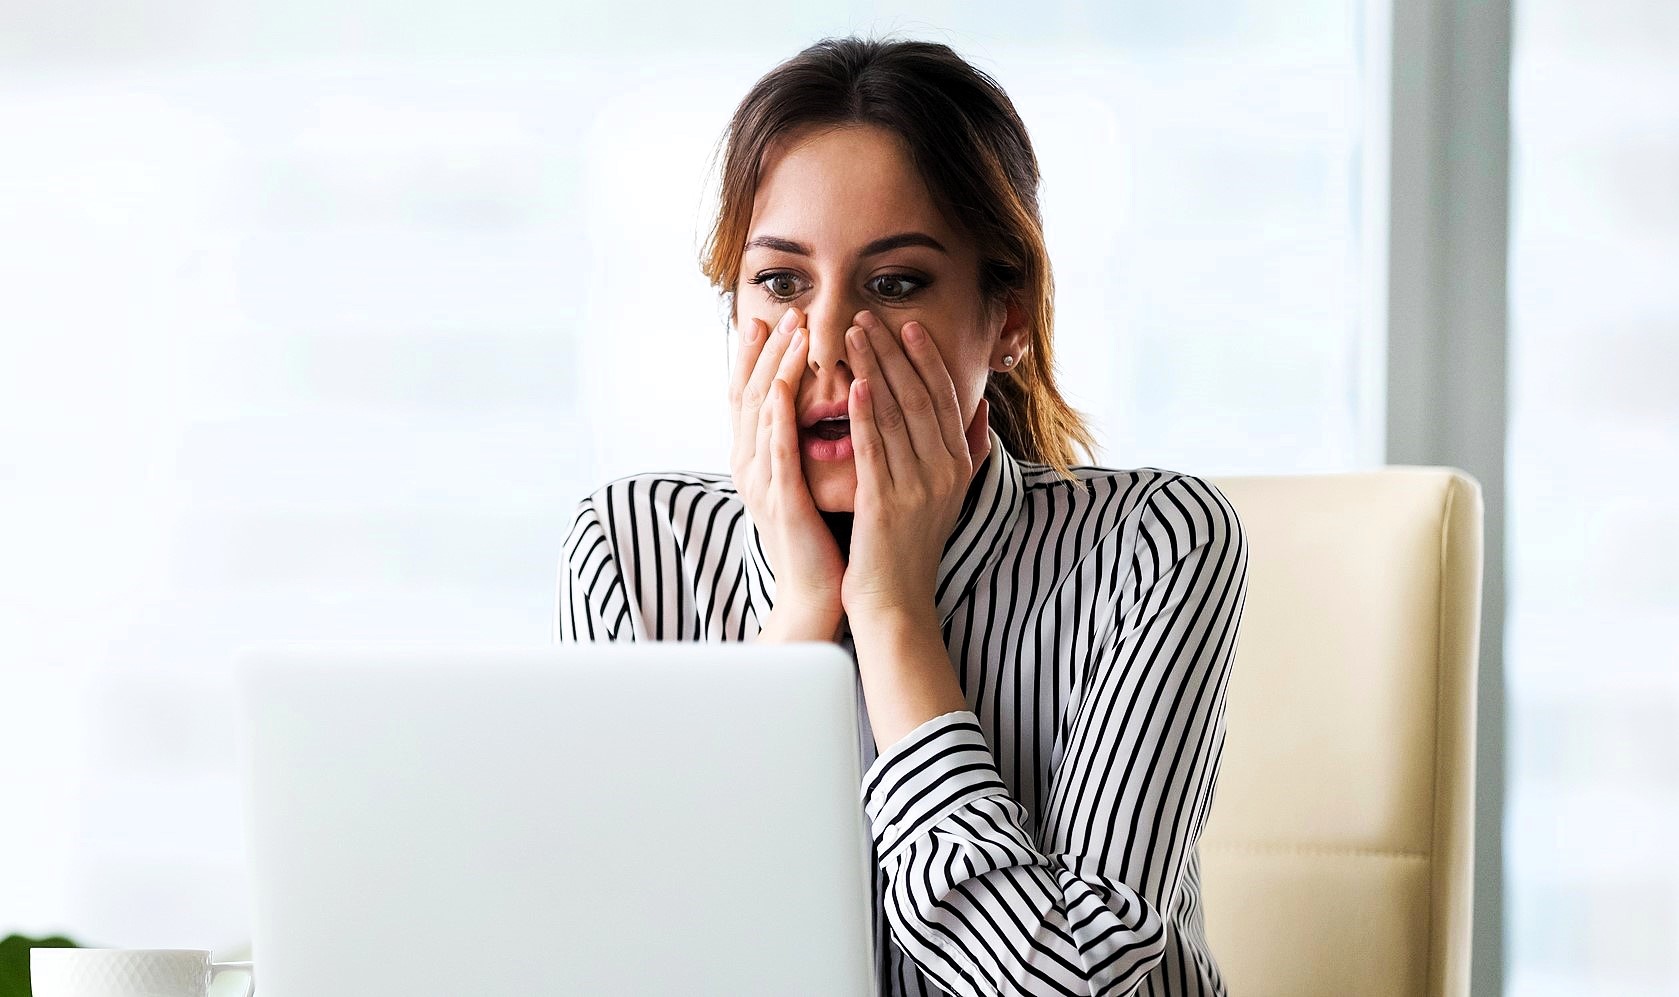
[557,36,1249,997]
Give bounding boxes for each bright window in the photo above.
[1505,0,1679,991]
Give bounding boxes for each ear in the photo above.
[990,293,1032,368]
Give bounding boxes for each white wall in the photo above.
[0,2,1375,953]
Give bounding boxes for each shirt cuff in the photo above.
[860,709,1010,860]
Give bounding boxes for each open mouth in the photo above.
[799,417,854,461]
[804,418,850,441]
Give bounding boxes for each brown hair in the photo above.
[697,34,1098,478]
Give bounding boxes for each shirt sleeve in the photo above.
[554,495,638,644]
[859,473,1249,997]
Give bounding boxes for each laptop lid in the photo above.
[237,640,877,996]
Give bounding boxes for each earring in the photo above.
[1001,354,1016,368]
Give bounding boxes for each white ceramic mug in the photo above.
[30,948,254,997]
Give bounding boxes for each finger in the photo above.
[742,307,798,416]
[844,323,914,476]
[734,307,800,465]
[757,331,807,491]
[774,326,810,404]
[728,317,767,442]
[754,375,775,487]
[728,316,767,408]
[769,377,807,502]
[855,311,944,462]
[849,376,891,492]
[898,319,966,461]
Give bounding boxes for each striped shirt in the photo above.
[554,427,1250,996]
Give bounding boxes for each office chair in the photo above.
[1199,467,1483,996]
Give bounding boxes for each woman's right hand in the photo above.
[729,305,847,639]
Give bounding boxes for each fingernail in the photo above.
[744,319,761,344]
[903,322,923,344]
[790,328,805,350]
[777,307,798,335]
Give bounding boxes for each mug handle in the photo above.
[210,960,255,997]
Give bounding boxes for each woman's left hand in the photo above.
[842,310,991,623]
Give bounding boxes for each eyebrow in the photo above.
[742,231,949,258]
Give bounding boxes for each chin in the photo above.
[805,460,857,513]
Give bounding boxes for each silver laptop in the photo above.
[236,640,877,996]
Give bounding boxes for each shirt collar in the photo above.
[740,425,1026,635]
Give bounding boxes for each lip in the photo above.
[797,398,851,429]
[800,432,854,463]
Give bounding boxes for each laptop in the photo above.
[236,640,878,996]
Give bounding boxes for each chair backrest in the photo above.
[1199,467,1483,997]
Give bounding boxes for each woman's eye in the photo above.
[868,274,927,300]
[748,271,805,298]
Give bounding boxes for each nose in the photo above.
[802,300,854,377]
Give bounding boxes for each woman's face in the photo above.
[735,122,1029,513]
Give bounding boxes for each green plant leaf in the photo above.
[0,934,81,997]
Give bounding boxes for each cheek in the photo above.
[733,306,783,361]
[735,279,775,322]
[737,301,768,336]
[930,335,989,409]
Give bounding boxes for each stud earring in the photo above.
[1001,354,1016,368]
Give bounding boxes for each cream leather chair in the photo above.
[1200,467,1483,997]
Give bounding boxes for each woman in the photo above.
[557,35,1249,997]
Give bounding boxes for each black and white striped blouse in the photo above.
[554,426,1250,997]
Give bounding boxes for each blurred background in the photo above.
[1,1,1674,994]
